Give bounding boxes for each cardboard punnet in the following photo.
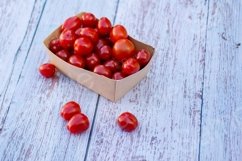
[43,12,155,102]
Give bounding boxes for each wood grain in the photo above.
[0,0,118,161]
[0,0,47,129]
[200,0,242,160]
[86,0,208,160]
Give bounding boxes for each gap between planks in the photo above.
[83,0,120,160]
[0,0,48,132]
[198,0,210,161]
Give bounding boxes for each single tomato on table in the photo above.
[117,112,138,132]
[60,101,81,121]
[67,113,90,134]
[39,63,56,78]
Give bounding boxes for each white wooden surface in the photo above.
[0,0,241,161]
[200,0,242,160]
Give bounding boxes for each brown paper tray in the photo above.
[43,12,155,102]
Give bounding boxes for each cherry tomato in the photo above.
[122,58,140,76]
[56,50,70,61]
[74,37,93,57]
[68,55,85,68]
[62,16,82,31]
[86,53,100,70]
[110,25,128,42]
[75,28,82,37]
[39,63,56,78]
[77,27,99,44]
[93,65,112,78]
[98,45,112,61]
[97,17,112,36]
[59,30,76,49]
[112,39,135,61]
[95,39,112,52]
[117,112,138,132]
[136,49,152,67]
[112,72,125,80]
[49,38,62,53]
[80,12,97,28]
[67,113,89,134]
[60,101,81,121]
[104,60,120,72]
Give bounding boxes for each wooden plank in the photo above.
[86,0,208,160]
[200,0,242,160]
[0,0,46,129]
[0,1,118,161]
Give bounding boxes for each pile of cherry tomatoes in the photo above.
[46,12,151,79]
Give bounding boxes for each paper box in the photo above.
[43,12,155,102]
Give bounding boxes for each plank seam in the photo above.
[198,0,210,161]
[83,0,120,160]
[0,0,48,132]
[83,95,100,161]
[0,0,38,131]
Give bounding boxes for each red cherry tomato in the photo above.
[117,112,138,132]
[68,55,85,68]
[136,49,152,67]
[110,25,128,42]
[86,53,100,70]
[62,16,82,31]
[112,39,135,61]
[97,17,112,36]
[49,38,62,53]
[104,60,120,72]
[56,50,70,61]
[93,65,112,78]
[80,12,97,28]
[122,58,140,76]
[98,45,112,61]
[74,37,93,57]
[39,63,56,78]
[77,27,99,44]
[95,39,112,52]
[60,101,81,121]
[59,30,76,49]
[75,28,82,37]
[112,72,125,80]
[67,113,89,134]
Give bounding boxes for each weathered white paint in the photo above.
[0,0,241,161]
[200,0,242,161]
[0,0,47,129]
[0,0,117,160]
[86,0,208,160]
